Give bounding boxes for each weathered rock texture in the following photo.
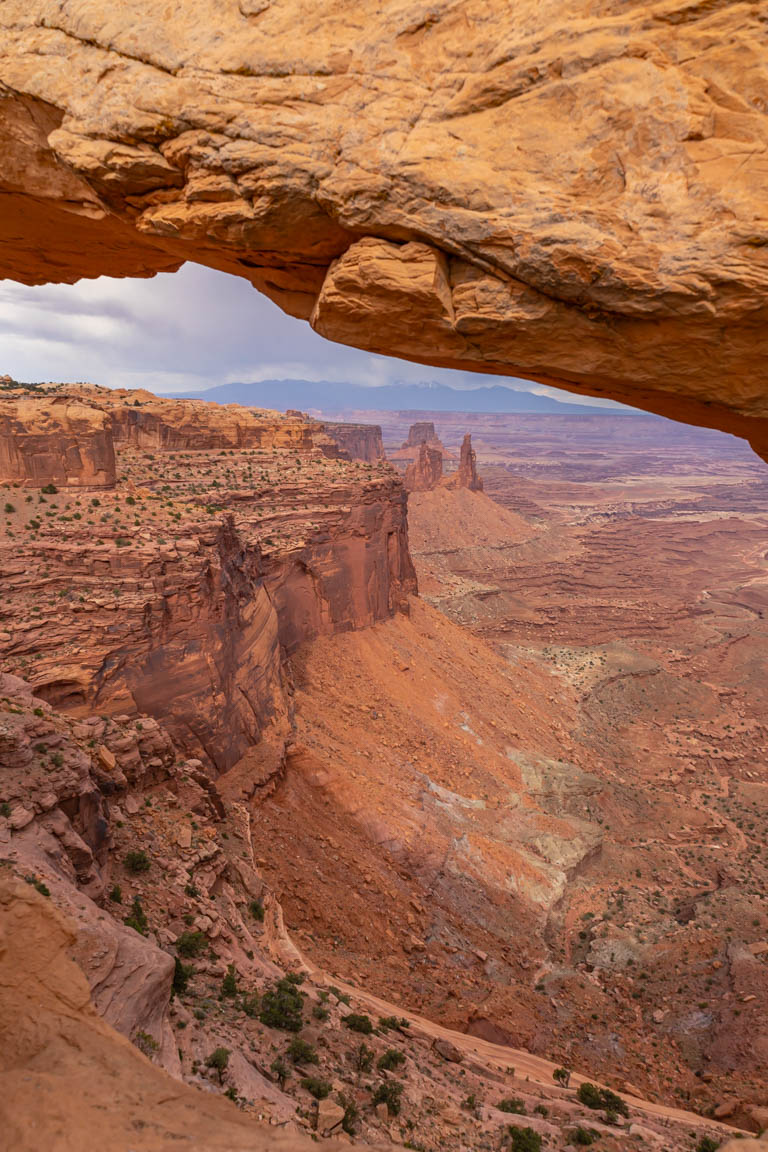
[0,668,743,1152]
[444,432,483,491]
[321,421,384,462]
[1,2,768,453]
[405,441,443,492]
[0,395,116,488]
[0,388,415,771]
[404,423,439,451]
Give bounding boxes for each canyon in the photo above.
[2,1,768,455]
[1,383,766,1151]
[2,3,768,1142]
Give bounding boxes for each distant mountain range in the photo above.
[162,378,632,415]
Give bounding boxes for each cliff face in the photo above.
[404,423,438,450]
[101,390,335,454]
[405,441,443,492]
[320,421,384,462]
[1,3,768,454]
[0,390,415,771]
[0,396,116,488]
[444,432,483,491]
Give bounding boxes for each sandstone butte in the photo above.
[404,429,483,492]
[1,1,768,455]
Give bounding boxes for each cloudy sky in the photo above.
[0,261,619,404]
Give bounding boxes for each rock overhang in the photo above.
[1,0,767,455]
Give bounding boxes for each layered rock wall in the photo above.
[0,396,116,488]
[99,390,333,454]
[444,432,483,491]
[405,441,444,492]
[404,423,438,450]
[0,391,415,771]
[1,3,768,453]
[320,421,384,463]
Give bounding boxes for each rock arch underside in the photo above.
[1,0,768,455]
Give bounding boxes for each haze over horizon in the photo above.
[0,262,630,412]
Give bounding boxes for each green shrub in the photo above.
[108,884,122,903]
[570,1128,597,1146]
[338,1092,359,1135]
[312,1003,329,1022]
[288,1036,318,1065]
[328,985,350,1005]
[301,1076,331,1100]
[576,1082,603,1109]
[4,503,15,515]
[373,1079,404,1116]
[175,930,208,958]
[378,1015,400,1031]
[206,1047,230,1083]
[134,1030,158,1058]
[599,1089,629,1119]
[124,849,151,874]
[24,874,50,897]
[577,1082,629,1119]
[553,1067,572,1087]
[41,483,58,494]
[259,977,305,1032]
[221,964,238,997]
[271,1056,289,1089]
[498,1098,526,1115]
[378,1048,406,1071]
[355,1043,374,1074]
[241,992,260,1017]
[697,1139,720,1152]
[124,896,148,935]
[507,1127,542,1152]
[343,1012,374,1034]
[249,898,265,922]
[172,957,193,996]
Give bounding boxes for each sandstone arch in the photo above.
[1,0,767,455]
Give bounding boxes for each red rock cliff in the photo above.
[0,390,416,771]
[0,396,116,488]
[405,442,444,493]
[444,433,483,492]
[320,422,384,463]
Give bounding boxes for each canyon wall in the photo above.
[0,391,414,771]
[405,441,443,492]
[320,421,384,463]
[444,432,483,491]
[1,3,768,454]
[0,396,116,488]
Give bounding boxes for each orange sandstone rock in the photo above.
[0,396,115,488]
[1,3,768,452]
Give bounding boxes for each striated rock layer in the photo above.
[1,2,768,453]
[0,395,116,488]
[0,388,415,771]
[444,432,484,492]
[320,420,384,463]
[405,441,443,492]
